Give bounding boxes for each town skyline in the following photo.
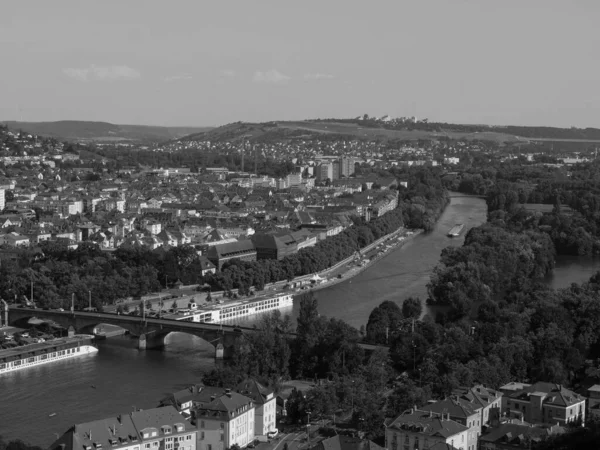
[2,1,599,128]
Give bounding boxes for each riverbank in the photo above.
[301,229,424,295]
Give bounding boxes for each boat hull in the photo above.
[0,337,98,375]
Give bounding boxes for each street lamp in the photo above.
[306,411,311,447]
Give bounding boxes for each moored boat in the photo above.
[0,335,98,375]
[447,224,465,237]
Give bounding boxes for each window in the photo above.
[186,436,191,441]
[153,443,159,448]
[208,445,212,450]
[200,421,205,428]
[220,436,224,442]
[201,433,205,441]
[220,423,225,429]
[145,445,150,449]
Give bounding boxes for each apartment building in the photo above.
[339,157,355,177]
[0,188,5,211]
[500,382,585,426]
[235,379,277,437]
[191,388,255,450]
[386,409,468,450]
[49,406,196,450]
[420,398,481,450]
[316,163,333,183]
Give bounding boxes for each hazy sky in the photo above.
[1,0,599,127]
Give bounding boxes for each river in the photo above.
[2,195,599,446]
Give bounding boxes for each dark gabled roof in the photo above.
[420,397,480,419]
[206,240,256,259]
[388,410,468,438]
[479,423,564,444]
[235,379,274,405]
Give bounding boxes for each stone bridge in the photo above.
[7,307,253,359]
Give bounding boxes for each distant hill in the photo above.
[2,120,213,143]
[178,120,600,145]
[177,120,527,144]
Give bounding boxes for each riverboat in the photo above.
[172,293,294,324]
[0,335,98,375]
[447,224,465,237]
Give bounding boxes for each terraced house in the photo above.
[50,406,196,450]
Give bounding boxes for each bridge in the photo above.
[6,307,253,359]
[5,307,389,360]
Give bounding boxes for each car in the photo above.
[267,429,279,439]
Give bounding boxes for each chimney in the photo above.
[117,415,122,424]
[60,445,66,450]
[211,395,216,401]
[429,411,433,418]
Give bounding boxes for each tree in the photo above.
[366,301,403,344]
[401,297,422,319]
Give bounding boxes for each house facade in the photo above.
[49,406,196,450]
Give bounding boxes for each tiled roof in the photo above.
[507,382,585,407]
[235,379,274,405]
[388,410,468,438]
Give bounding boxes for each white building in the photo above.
[386,409,469,450]
[235,379,277,437]
[0,188,5,211]
[192,389,255,450]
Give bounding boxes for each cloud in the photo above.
[62,65,141,81]
[164,73,193,82]
[220,69,236,78]
[304,73,335,80]
[253,69,291,84]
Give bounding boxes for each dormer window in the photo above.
[109,440,118,447]
[161,426,172,435]
[85,446,92,450]
[175,424,185,432]
[94,443,102,449]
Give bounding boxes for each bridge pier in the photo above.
[138,333,165,350]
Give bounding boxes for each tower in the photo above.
[254,145,258,175]
[241,141,245,172]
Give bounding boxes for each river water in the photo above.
[2,195,599,446]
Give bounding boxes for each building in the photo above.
[420,398,482,450]
[0,188,5,211]
[339,157,355,177]
[587,385,600,418]
[451,385,503,426]
[500,382,586,426]
[235,379,277,437]
[370,193,398,218]
[206,240,257,270]
[191,388,255,450]
[386,409,469,450]
[479,423,564,450]
[251,233,298,260]
[286,173,302,187]
[316,163,333,183]
[49,406,196,450]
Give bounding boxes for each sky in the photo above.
[1,0,599,128]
